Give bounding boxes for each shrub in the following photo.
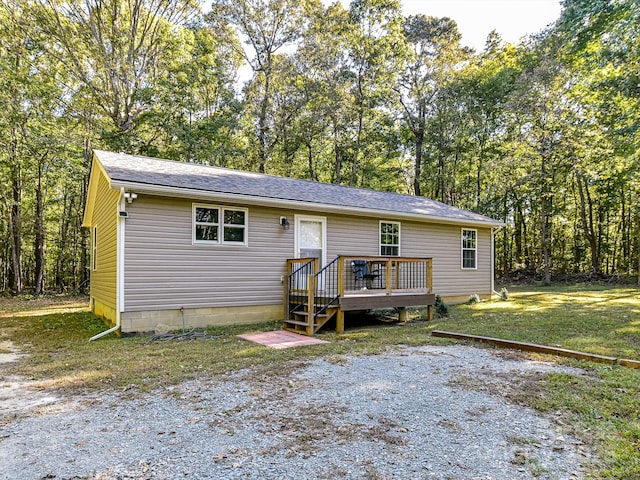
[499,287,509,301]
[467,293,481,304]
[434,295,449,318]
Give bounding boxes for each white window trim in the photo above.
[461,228,478,270]
[379,220,401,256]
[192,203,248,246]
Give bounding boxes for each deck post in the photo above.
[426,258,433,321]
[398,307,407,323]
[337,257,345,334]
[307,274,315,336]
[284,271,289,325]
[336,310,344,334]
[385,258,392,295]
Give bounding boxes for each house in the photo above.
[82,150,503,339]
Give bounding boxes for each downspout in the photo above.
[491,225,504,295]
[90,188,125,341]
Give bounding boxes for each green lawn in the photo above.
[0,286,639,478]
[429,285,640,360]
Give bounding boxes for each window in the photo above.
[92,227,98,270]
[462,229,477,269]
[193,204,247,245]
[380,221,400,256]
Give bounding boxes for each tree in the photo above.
[0,0,79,294]
[208,0,310,173]
[397,15,469,196]
[558,0,640,282]
[37,0,198,150]
[136,24,243,164]
[503,40,575,284]
[343,0,405,186]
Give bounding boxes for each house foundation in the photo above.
[120,304,283,333]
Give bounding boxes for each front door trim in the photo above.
[294,214,327,267]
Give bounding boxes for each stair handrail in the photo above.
[285,258,316,322]
[312,256,340,322]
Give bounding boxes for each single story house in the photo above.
[83,150,503,338]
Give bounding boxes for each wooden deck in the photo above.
[284,256,435,336]
[340,291,436,311]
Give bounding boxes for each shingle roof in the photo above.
[94,150,501,227]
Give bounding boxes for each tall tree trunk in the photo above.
[514,202,523,265]
[257,66,272,174]
[637,210,640,287]
[414,125,424,196]
[80,139,92,290]
[333,121,342,184]
[307,143,316,181]
[541,196,552,285]
[476,136,485,210]
[436,152,446,203]
[350,107,364,187]
[576,173,600,273]
[8,125,23,295]
[34,157,45,295]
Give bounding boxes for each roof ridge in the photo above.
[93,149,502,227]
[96,150,462,207]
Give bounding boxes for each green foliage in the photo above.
[1,0,640,295]
[434,294,449,317]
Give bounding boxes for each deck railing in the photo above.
[285,256,433,334]
[338,256,433,296]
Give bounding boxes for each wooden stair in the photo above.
[284,303,339,336]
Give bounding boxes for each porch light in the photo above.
[280,216,290,230]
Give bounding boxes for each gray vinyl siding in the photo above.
[123,196,295,311]
[90,170,119,308]
[327,215,491,296]
[123,196,493,311]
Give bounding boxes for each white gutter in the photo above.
[90,188,125,341]
[109,180,505,229]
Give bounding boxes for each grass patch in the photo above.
[429,285,640,360]
[1,286,639,478]
[426,285,640,479]
[0,296,438,395]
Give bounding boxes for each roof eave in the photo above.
[111,179,504,228]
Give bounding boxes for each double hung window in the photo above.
[380,221,400,256]
[193,204,247,245]
[461,229,477,269]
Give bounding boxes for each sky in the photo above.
[401,0,563,50]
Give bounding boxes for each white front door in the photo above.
[295,215,326,267]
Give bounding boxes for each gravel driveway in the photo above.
[0,344,592,479]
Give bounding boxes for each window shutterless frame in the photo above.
[379,221,400,256]
[461,228,477,270]
[192,203,248,246]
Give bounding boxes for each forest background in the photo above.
[0,0,638,296]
